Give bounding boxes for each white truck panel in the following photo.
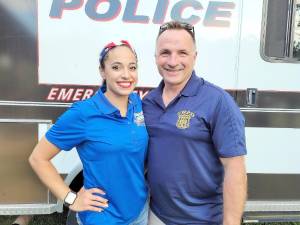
[238,0,300,91]
[38,0,240,89]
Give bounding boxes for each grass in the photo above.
[0,212,66,225]
[0,214,299,225]
[244,224,300,225]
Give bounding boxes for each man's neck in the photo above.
[162,83,184,107]
[161,73,194,107]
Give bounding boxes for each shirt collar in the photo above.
[92,88,136,115]
[151,80,164,106]
[180,71,204,97]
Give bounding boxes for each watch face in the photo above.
[65,192,77,205]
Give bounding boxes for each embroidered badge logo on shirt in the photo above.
[176,110,195,129]
[134,112,145,126]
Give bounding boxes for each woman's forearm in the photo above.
[29,137,71,201]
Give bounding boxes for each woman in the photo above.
[29,40,149,225]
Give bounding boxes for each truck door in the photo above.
[0,0,70,215]
[236,0,300,221]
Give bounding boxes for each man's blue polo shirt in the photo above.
[143,72,246,224]
[46,88,148,225]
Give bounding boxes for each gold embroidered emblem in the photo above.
[176,110,195,129]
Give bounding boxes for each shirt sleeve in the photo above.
[211,92,247,157]
[45,102,86,151]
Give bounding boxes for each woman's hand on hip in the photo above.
[69,187,109,212]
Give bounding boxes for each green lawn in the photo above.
[0,215,300,225]
[244,224,300,225]
[0,213,66,225]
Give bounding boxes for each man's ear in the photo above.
[194,51,198,60]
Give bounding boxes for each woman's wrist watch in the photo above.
[64,191,77,207]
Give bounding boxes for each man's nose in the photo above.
[167,53,179,67]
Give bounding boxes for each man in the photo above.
[143,21,247,225]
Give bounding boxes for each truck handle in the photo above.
[246,88,258,106]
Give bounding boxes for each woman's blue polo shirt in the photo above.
[46,89,149,225]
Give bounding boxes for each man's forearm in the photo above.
[222,156,247,225]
